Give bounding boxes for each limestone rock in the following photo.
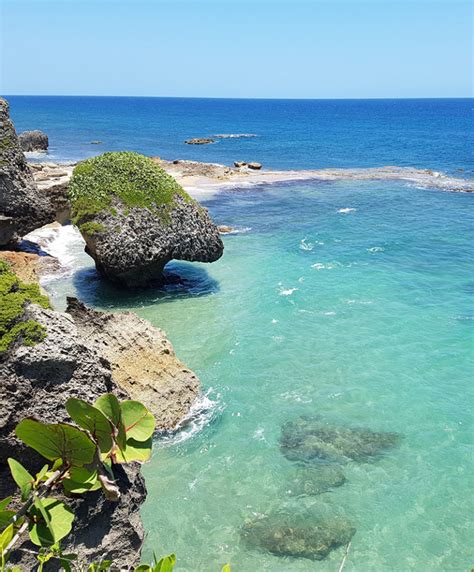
[69,152,224,287]
[0,304,145,569]
[241,509,355,560]
[286,464,346,496]
[0,98,55,240]
[247,162,262,170]
[18,130,49,152]
[185,138,215,145]
[66,297,200,430]
[234,161,247,168]
[280,416,400,463]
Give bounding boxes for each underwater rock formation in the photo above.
[241,509,355,560]
[66,297,201,430]
[69,152,224,287]
[0,98,55,243]
[280,416,399,463]
[286,464,346,496]
[18,130,49,152]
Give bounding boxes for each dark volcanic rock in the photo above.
[0,304,146,569]
[287,464,346,496]
[185,138,215,145]
[70,152,224,288]
[280,416,400,464]
[18,130,49,152]
[0,98,55,242]
[247,162,262,170]
[241,509,355,560]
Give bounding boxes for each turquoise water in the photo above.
[46,179,473,571]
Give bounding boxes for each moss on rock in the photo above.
[69,151,194,229]
[0,260,50,354]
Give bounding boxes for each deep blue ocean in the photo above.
[6,96,474,174]
[8,96,474,571]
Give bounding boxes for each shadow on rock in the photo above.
[280,416,400,464]
[240,507,355,561]
[71,260,220,309]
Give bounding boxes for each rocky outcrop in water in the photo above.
[0,303,145,569]
[286,464,346,497]
[69,152,224,287]
[18,130,49,152]
[280,416,400,464]
[66,297,201,430]
[241,509,355,560]
[185,138,214,145]
[0,99,55,243]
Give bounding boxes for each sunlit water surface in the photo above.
[46,180,473,571]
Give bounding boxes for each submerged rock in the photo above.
[241,509,355,560]
[0,98,55,242]
[69,152,224,287]
[287,464,346,496]
[18,130,49,152]
[66,297,201,430]
[280,416,399,463]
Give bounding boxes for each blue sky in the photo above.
[0,0,472,98]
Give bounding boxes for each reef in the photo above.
[280,416,400,464]
[286,463,346,496]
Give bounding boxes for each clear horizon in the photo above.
[0,0,472,99]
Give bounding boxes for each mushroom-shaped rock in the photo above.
[0,98,54,243]
[69,152,224,287]
[18,130,49,152]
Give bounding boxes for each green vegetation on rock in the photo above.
[0,260,50,354]
[69,152,194,229]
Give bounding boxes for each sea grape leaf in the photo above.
[94,394,126,450]
[28,498,74,546]
[153,553,176,572]
[114,437,152,464]
[0,509,15,529]
[0,497,12,511]
[35,464,50,484]
[0,523,14,553]
[221,565,232,572]
[63,467,101,494]
[120,401,155,442]
[8,458,34,501]
[15,420,96,467]
[66,397,113,453]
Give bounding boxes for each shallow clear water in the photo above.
[46,179,473,571]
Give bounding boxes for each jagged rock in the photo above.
[234,161,247,168]
[241,509,355,560]
[185,138,214,145]
[286,464,346,496]
[0,215,16,246]
[0,98,55,241]
[0,250,59,289]
[0,304,145,569]
[247,162,262,170]
[66,297,200,430]
[69,152,224,287]
[280,416,400,463]
[18,130,49,152]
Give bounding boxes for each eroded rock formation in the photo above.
[18,130,49,152]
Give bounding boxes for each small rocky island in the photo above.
[18,130,49,152]
[69,151,224,287]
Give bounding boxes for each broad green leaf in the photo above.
[153,553,176,572]
[66,398,113,453]
[15,420,96,467]
[63,467,101,494]
[8,458,33,501]
[0,510,15,529]
[0,523,14,552]
[35,464,50,484]
[94,394,127,450]
[28,499,74,546]
[114,437,152,464]
[0,497,12,511]
[221,565,232,572]
[134,566,152,572]
[120,401,155,442]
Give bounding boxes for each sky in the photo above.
[0,0,472,99]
